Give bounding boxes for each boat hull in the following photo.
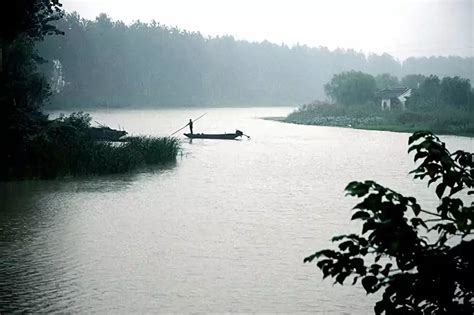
[184,133,240,140]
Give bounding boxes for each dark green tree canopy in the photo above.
[440,76,472,108]
[375,73,399,90]
[407,75,473,111]
[305,131,474,314]
[1,0,63,42]
[1,0,64,179]
[400,74,426,89]
[324,71,377,105]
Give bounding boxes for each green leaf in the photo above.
[411,217,427,229]
[335,272,350,284]
[362,220,376,234]
[316,259,332,269]
[331,234,348,242]
[338,240,353,251]
[322,266,330,279]
[350,257,366,275]
[351,211,371,220]
[369,264,382,275]
[345,181,370,197]
[449,185,463,196]
[412,203,421,216]
[374,254,382,262]
[348,244,360,256]
[436,183,447,199]
[374,301,385,314]
[352,276,359,285]
[408,143,421,153]
[354,193,383,211]
[361,275,378,293]
[408,131,433,145]
[381,263,392,277]
[315,249,336,258]
[414,151,429,161]
[303,253,316,263]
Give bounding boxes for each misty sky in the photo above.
[64,0,473,60]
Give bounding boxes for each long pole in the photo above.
[170,113,207,136]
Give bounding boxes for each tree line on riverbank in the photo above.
[285,71,474,136]
[1,1,179,180]
[37,12,474,108]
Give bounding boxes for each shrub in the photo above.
[3,113,181,179]
[305,131,474,314]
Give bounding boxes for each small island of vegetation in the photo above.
[282,71,474,137]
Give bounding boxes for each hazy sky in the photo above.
[64,0,473,60]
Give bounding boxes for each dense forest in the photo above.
[38,12,474,108]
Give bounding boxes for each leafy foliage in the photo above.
[286,71,474,136]
[408,75,474,111]
[5,112,181,179]
[375,73,399,90]
[324,71,377,106]
[0,1,64,180]
[305,131,474,314]
[0,0,63,42]
[400,74,426,90]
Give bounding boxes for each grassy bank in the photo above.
[279,102,474,137]
[5,113,181,180]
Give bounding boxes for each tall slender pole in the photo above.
[170,113,207,136]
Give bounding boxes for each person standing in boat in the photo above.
[188,119,193,134]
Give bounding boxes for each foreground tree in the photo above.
[0,0,63,179]
[305,131,473,314]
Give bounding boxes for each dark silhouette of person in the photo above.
[188,119,193,134]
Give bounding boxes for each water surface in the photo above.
[1,107,472,313]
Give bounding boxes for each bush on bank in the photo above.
[4,113,180,180]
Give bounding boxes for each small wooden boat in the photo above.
[88,126,127,141]
[184,130,245,140]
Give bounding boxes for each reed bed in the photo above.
[8,113,181,179]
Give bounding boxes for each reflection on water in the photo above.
[1,107,473,313]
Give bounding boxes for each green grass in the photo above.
[282,102,474,137]
[24,135,181,179]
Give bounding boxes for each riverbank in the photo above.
[263,116,474,138]
[263,104,474,138]
[3,112,181,180]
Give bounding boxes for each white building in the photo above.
[377,87,411,111]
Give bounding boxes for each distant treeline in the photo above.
[38,12,474,108]
[284,71,474,136]
[324,72,474,109]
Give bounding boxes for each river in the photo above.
[1,107,472,313]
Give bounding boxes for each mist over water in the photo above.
[1,107,472,313]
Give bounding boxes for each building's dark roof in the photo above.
[377,87,410,99]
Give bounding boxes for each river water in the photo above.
[1,107,472,313]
